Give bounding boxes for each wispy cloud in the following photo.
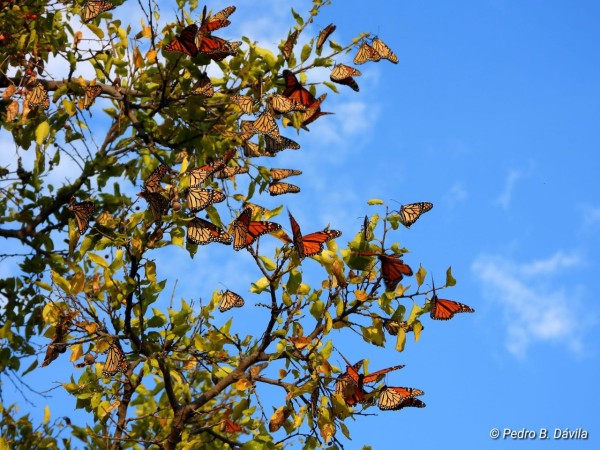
[442,182,468,207]
[471,251,590,358]
[496,169,521,209]
[580,205,600,230]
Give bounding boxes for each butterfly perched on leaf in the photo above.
[26,81,50,109]
[214,166,249,179]
[233,207,282,251]
[281,70,317,107]
[270,168,302,181]
[83,85,102,109]
[252,110,279,139]
[371,37,398,63]
[353,41,381,65]
[219,290,244,312]
[187,217,232,245]
[143,164,169,193]
[102,339,127,377]
[265,135,300,154]
[383,319,423,336]
[359,252,413,291]
[378,386,426,411]
[330,64,361,92]
[137,191,170,224]
[191,73,214,97]
[164,24,200,57]
[186,188,226,212]
[82,0,114,23]
[429,293,474,321]
[68,197,94,235]
[189,149,236,186]
[268,94,306,114]
[288,211,341,260]
[281,29,299,61]
[397,202,433,228]
[269,181,300,196]
[231,94,254,115]
[317,23,336,50]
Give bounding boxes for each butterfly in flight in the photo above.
[68,197,94,235]
[232,207,282,251]
[102,339,128,377]
[288,211,341,260]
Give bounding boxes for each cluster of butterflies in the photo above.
[334,352,424,411]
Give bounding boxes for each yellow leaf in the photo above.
[70,343,83,362]
[146,49,157,63]
[142,26,152,38]
[43,405,51,423]
[133,46,144,68]
[320,421,335,443]
[35,121,50,145]
[236,378,253,391]
[355,290,369,302]
[278,369,287,379]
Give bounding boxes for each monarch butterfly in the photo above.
[330,64,361,92]
[371,37,398,64]
[281,70,317,107]
[398,202,433,228]
[196,35,240,61]
[317,23,336,50]
[219,290,244,312]
[144,164,168,193]
[68,198,94,235]
[269,181,300,196]
[137,191,170,223]
[222,418,242,433]
[378,386,426,411]
[383,319,423,336]
[265,135,301,154]
[213,166,249,179]
[186,188,226,212]
[281,29,299,61]
[252,110,279,138]
[300,93,332,127]
[239,120,256,141]
[379,253,413,291]
[270,168,302,181]
[353,41,381,65]
[26,81,50,109]
[187,217,232,245]
[82,0,114,23]
[189,149,236,186]
[192,73,214,97]
[430,294,475,321]
[102,340,127,377]
[83,85,102,110]
[335,371,368,406]
[269,94,306,114]
[199,5,236,34]
[337,351,405,385]
[233,207,282,251]
[231,94,253,115]
[242,140,262,157]
[288,211,342,260]
[164,23,199,57]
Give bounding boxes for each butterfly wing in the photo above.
[144,164,168,193]
[219,290,244,312]
[353,41,381,65]
[253,111,279,138]
[399,202,433,228]
[138,191,170,223]
[270,168,302,181]
[199,5,236,34]
[27,82,50,109]
[213,166,249,179]
[269,94,306,114]
[301,229,342,257]
[317,23,336,50]
[378,386,425,411]
[330,64,361,92]
[186,188,226,212]
[231,94,254,114]
[265,135,301,154]
[269,181,300,196]
[102,341,127,377]
[164,24,199,57]
[281,70,317,106]
[68,199,94,235]
[187,217,232,245]
[282,29,299,61]
[233,207,281,250]
[191,73,214,97]
[378,254,413,291]
[430,296,475,320]
[361,364,405,384]
[83,85,102,109]
[82,0,114,23]
[288,211,305,259]
[371,37,399,63]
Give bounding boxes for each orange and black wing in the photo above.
[219,290,244,312]
[378,254,413,291]
[68,199,94,235]
[82,0,114,23]
[186,188,226,212]
[316,23,336,50]
[378,386,426,411]
[361,364,405,384]
[281,70,316,107]
[102,340,127,377]
[371,37,398,63]
[353,41,381,65]
[330,64,361,92]
[430,296,474,321]
[269,181,300,196]
[187,217,232,245]
[164,24,199,57]
[144,164,168,193]
[399,202,433,228]
[137,191,170,223]
[83,85,102,109]
[233,207,281,251]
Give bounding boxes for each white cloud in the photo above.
[496,169,521,209]
[471,251,589,358]
[581,205,600,230]
[442,182,468,207]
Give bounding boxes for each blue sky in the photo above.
[2,0,600,448]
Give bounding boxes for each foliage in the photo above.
[0,0,469,448]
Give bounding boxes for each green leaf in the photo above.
[446,266,457,286]
[88,253,109,268]
[35,121,50,146]
[291,8,303,25]
[258,256,277,271]
[416,265,427,287]
[300,43,312,63]
[146,261,157,283]
[395,328,406,352]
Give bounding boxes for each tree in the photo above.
[0,1,473,448]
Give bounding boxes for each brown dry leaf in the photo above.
[6,100,18,121]
[269,406,289,432]
[73,31,83,49]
